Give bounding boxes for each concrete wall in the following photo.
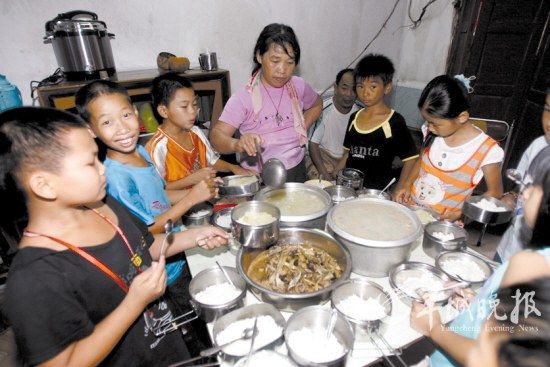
[0,0,455,112]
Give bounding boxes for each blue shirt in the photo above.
[430,248,550,366]
[104,145,185,284]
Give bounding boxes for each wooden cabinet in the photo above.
[36,68,231,126]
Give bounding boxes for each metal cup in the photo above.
[199,52,218,71]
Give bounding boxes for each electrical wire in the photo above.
[408,0,438,29]
[30,68,64,105]
[318,0,401,97]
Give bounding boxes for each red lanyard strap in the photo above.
[24,231,130,293]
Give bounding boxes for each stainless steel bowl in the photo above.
[462,195,513,224]
[183,202,213,227]
[218,175,260,197]
[231,201,280,249]
[331,279,392,334]
[236,228,352,312]
[423,221,468,259]
[389,262,453,305]
[235,350,297,367]
[284,306,354,367]
[211,207,233,232]
[325,185,356,205]
[254,183,332,229]
[212,303,286,360]
[337,168,364,190]
[436,250,493,286]
[189,266,247,322]
[356,188,391,201]
[326,198,423,277]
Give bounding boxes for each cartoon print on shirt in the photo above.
[414,172,446,205]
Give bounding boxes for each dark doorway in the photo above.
[447,0,549,188]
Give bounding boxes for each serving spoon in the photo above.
[379,177,396,198]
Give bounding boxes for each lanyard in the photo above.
[23,208,143,294]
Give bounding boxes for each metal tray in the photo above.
[218,175,260,197]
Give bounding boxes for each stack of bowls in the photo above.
[422,221,468,258]
[336,168,364,190]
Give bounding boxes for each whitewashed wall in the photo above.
[0,0,454,105]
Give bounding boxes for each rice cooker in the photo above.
[44,10,116,81]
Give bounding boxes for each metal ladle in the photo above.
[262,158,287,188]
[506,168,526,191]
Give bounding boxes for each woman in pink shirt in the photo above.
[209,23,322,182]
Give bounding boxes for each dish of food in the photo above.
[440,258,486,282]
[472,198,508,212]
[336,295,387,321]
[194,283,241,305]
[227,175,258,186]
[264,190,325,216]
[431,231,456,241]
[287,327,346,363]
[247,243,343,293]
[332,201,416,241]
[188,209,211,218]
[215,315,282,356]
[237,211,277,226]
[304,179,333,189]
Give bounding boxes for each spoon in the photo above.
[379,177,397,198]
[160,219,174,257]
[506,168,526,191]
[262,158,287,188]
[325,309,338,340]
[168,327,254,367]
[245,317,259,367]
[216,261,235,288]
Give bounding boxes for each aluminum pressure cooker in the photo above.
[44,10,116,81]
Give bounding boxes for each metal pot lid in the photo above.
[254,183,331,222]
[327,198,422,248]
[45,10,108,34]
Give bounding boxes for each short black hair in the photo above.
[151,72,194,121]
[0,107,87,188]
[75,80,131,123]
[252,23,301,75]
[335,68,354,86]
[354,54,395,85]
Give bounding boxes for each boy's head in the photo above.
[354,54,394,107]
[151,72,198,130]
[333,68,356,111]
[75,80,140,156]
[0,107,104,204]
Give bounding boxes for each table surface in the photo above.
[185,233,469,366]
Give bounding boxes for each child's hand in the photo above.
[127,256,167,309]
[235,134,262,156]
[392,186,411,204]
[192,167,217,183]
[188,179,218,203]
[190,226,230,250]
[410,296,441,338]
[450,287,476,311]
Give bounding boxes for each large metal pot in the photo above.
[326,198,422,277]
[236,228,352,312]
[44,11,116,80]
[254,183,331,229]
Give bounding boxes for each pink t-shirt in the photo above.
[219,75,319,171]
